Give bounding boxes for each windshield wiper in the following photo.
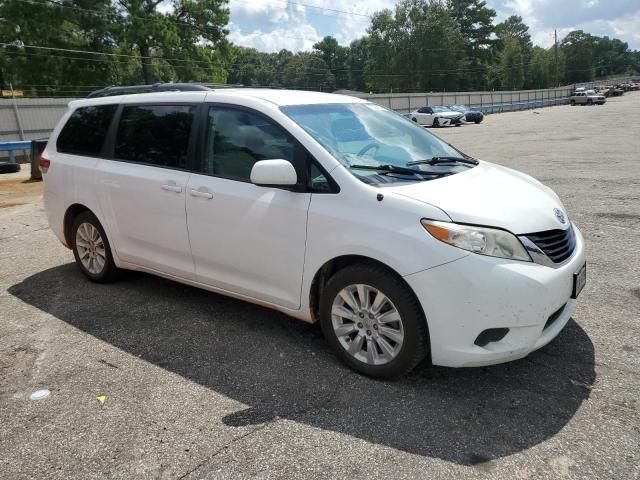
[349,164,427,175]
[406,156,479,166]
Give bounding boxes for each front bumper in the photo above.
[404,225,586,367]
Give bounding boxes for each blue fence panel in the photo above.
[0,140,32,164]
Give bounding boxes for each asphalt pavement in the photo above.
[0,93,639,479]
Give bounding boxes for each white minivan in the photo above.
[41,85,586,378]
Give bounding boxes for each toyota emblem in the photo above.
[554,208,566,225]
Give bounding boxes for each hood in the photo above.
[386,162,568,234]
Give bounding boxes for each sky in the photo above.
[227,0,640,52]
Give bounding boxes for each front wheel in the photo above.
[320,263,429,379]
[570,100,576,106]
[432,118,440,128]
[72,211,121,282]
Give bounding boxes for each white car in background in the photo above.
[40,85,586,378]
[408,106,464,127]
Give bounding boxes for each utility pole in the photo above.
[554,29,559,87]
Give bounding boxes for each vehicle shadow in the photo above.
[9,264,596,465]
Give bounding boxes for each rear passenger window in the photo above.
[203,107,295,181]
[57,105,117,156]
[114,105,196,169]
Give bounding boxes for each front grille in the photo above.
[525,226,576,263]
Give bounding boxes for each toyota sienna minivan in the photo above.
[40,84,586,378]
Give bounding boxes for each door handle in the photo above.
[161,180,182,193]
[190,187,213,199]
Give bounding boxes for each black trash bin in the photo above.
[30,139,48,180]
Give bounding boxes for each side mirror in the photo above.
[250,159,298,187]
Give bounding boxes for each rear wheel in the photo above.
[72,211,121,283]
[570,99,576,106]
[320,263,429,379]
[411,117,418,123]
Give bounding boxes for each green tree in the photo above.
[527,46,551,88]
[0,0,230,92]
[365,0,465,92]
[281,52,334,91]
[0,0,120,95]
[561,30,596,83]
[345,37,369,91]
[447,0,496,89]
[500,35,524,89]
[313,36,348,89]
[495,15,534,86]
[116,0,229,83]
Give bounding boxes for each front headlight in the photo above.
[421,219,531,262]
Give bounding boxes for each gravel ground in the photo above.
[1,93,639,480]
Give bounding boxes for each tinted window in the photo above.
[57,105,117,156]
[114,105,196,169]
[203,107,295,181]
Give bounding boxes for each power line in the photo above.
[6,44,617,78]
[0,43,518,75]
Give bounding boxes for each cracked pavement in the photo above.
[1,93,639,479]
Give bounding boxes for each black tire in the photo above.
[319,263,430,379]
[433,118,440,128]
[587,99,593,105]
[71,211,121,283]
[474,119,482,124]
[0,163,20,174]
[570,100,576,106]
[411,117,418,123]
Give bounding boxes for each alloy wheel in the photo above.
[75,222,106,274]
[331,284,404,365]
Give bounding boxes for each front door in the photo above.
[186,106,310,309]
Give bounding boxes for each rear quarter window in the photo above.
[56,105,117,156]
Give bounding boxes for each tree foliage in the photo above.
[0,0,230,94]
[1,0,639,95]
[499,36,524,89]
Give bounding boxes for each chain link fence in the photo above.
[3,80,625,161]
[344,85,577,114]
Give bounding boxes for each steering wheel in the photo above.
[357,142,380,157]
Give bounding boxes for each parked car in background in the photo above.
[610,86,624,96]
[40,86,586,378]
[570,90,606,106]
[408,106,464,127]
[446,104,484,124]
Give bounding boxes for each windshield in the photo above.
[586,90,596,95]
[431,106,451,113]
[280,103,472,184]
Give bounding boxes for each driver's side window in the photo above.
[418,107,432,114]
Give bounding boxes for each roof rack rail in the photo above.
[86,82,245,98]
